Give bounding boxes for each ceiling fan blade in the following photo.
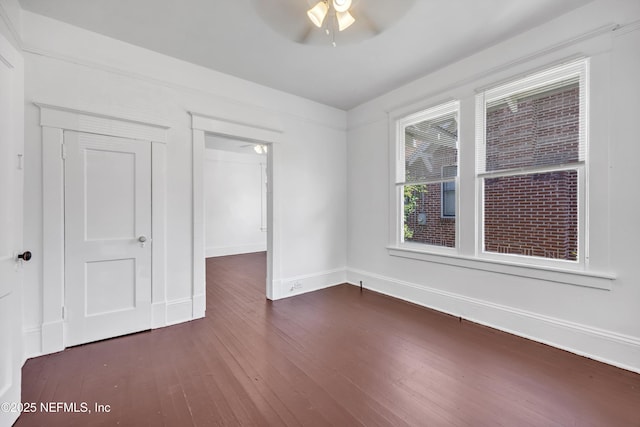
[354,9,381,35]
[295,24,315,44]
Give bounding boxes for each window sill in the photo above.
[387,246,615,290]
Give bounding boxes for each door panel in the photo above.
[64,131,152,347]
[85,149,136,240]
[0,34,23,427]
[86,259,136,315]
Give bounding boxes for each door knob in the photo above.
[138,236,148,248]
[18,251,32,261]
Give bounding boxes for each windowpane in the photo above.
[405,113,458,183]
[479,61,586,263]
[398,101,458,250]
[483,170,578,261]
[441,181,455,218]
[404,184,455,248]
[485,81,580,172]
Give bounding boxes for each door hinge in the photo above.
[61,143,66,160]
[62,306,66,319]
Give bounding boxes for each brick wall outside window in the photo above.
[484,171,578,260]
[405,183,456,247]
[484,84,579,260]
[404,145,457,248]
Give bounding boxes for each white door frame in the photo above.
[191,113,282,303]
[39,104,169,354]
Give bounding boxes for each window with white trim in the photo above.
[395,101,459,248]
[476,59,588,263]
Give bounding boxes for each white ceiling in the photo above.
[18,0,594,110]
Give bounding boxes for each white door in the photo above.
[0,35,24,427]
[64,131,152,346]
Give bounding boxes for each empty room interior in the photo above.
[1,0,639,425]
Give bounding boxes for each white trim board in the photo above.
[346,268,640,374]
[36,103,169,142]
[166,298,195,326]
[279,268,347,299]
[21,26,345,132]
[386,247,614,290]
[0,0,22,49]
[22,326,41,360]
[191,112,283,302]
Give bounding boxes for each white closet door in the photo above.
[64,131,152,346]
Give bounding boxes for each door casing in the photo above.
[190,113,282,302]
[39,104,169,354]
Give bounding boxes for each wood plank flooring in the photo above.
[16,252,640,426]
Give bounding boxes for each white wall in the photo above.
[20,10,347,357]
[204,147,267,257]
[346,0,640,372]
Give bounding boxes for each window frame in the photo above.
[475,58,589,269]
[392,100,460,253]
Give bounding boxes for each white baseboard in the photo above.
[192,294,206,319]
[41,319,64,355]
[29,301,197,359]
[151,302,167,328]
[276,267,346,300]
[22,326,42,360]
[205,244,266,258]
[166,298,195,326]
[347,268,640,374]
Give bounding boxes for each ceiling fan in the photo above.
[305,0,358,46]
[250,0,416,46]
[238,143,268,154]
[308,1,355,36]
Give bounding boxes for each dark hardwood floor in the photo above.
[16,252,640,426]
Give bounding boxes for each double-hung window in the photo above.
[476,59,588,264]
[390,58,611,287]
[395,101,459,249]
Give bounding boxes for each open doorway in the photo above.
[203,136,269,293]
[204,136,267,258]
[191,113,281,311]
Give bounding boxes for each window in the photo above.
[389,58,611,287]
[395,101,459,249]
[476,59,588,263]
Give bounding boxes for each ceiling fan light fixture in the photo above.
[336,10,355,31]
[332,0,352,13]
[254,144,268,154]
[307,1,328,27]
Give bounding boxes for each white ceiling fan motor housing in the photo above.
[333,0,352,13]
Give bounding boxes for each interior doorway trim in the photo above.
[39,103,169,354]
[191,113,282,304]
